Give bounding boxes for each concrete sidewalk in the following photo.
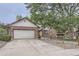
[0,41,6,48]
[0,39,79,56]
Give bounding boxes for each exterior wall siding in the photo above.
[12,19,37,27]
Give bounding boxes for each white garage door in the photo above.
[14,30,35,39]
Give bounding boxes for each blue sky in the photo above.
[0,3,30,24]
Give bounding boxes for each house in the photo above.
[8,18,38,39]
[43,27,57,39]
[38,27,57,39]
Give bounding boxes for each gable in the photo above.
[11,19,37,27]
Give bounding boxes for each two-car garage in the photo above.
[9,18,38,39]
[14,30,35,39]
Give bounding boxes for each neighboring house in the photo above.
[8,18,38,39]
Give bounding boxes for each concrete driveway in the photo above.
[0,39,79,56]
